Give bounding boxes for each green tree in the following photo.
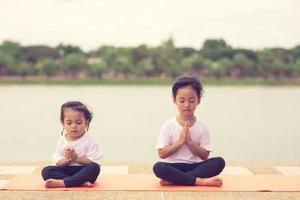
[15,62,32,77]
[177,47,197,58]
[213,58,233,78]
[131,45,150,65]
[63,53,86,78]
[294,59,300,76]
[258,49,276,78]
[56,44,83,56]
[0,52,14,75]
[200,39,233,61]
[0,41,24,75]
[270,48,291,64]
[97,46,119,76]
[115,55,134,79]
[23,45,59,64]
[37,59,59,78]
[291,45,300,61]
[0,41,23,60]
[165,59,181,78]
[87,61,108,79]
[180,53,210,76]
[151,37,178,77]
[231,53,255,77]
[233,48,257,62]
[136,58,155,77]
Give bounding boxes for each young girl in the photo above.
[41,101,102,188]
[153,75,225,186]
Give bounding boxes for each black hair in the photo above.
[172,75,203,99]
[60,101,93,135]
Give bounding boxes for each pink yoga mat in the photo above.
[2,174,300,192]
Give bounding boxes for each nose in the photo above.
[184,102,190,107]
[71,123,77,128]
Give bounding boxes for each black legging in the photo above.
[153,157,225,186]
[41,162,100,187]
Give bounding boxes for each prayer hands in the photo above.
[64,147,77,162]
[179,121,194,145]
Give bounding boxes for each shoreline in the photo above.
[1,77,300,86]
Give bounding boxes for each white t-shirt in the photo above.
[155,118,213,164]
[52,132,102,166]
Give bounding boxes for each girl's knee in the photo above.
[153,162,168,176]
[212,157,225,171]
[86,162,101,174]
[216,157,225,169]
[85,163,101,183]
[41,166,55,180]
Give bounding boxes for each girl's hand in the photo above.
[186,120,196,147]
[186,131,192,145]
[64,147,73,160]
[58,157,72,167]
[179,121,189,145]
[186,120,194,145]
[70,150,78,162]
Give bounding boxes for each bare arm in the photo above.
[56,148,73,167]
[56,148,93,166]
[158,122,188,159]
[70,150,94,165]
[74,155,94,165]
[158,140,185,159]
[56,158,72,167]
[186,132,210,160]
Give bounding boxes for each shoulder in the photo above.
[83,132,95,140]
[159,118,179,133]
[83,133,99,144]
[161,118,177,129]
[57,135,66,143]
[195,120,210,133]
[55,136,66,149]
[158,118,179,137]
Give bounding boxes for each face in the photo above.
[62,108,89,140]
[173,85,200,118]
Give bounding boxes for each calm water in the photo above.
[0,85,299,163]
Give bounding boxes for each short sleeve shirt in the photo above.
[52,132,102,166]
[155,118,212,163]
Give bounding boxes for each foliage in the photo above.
[0,38,300,80]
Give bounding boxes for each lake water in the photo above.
[0,85,299,163]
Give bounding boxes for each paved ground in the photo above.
[0,161,300,200]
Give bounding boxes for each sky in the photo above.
[0,0,299,51]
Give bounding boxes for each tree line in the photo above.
[0,38,300,80]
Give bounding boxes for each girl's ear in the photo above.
[172,97,176,104]
[86,120,90,130]
[60,128,64,135]
[197,97,201,105]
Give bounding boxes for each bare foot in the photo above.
[81,181,94,187]
[159,179,174,186]
[45,179,65,188]
[195,176,223,187]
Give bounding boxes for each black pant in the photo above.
[41,162,100,187]
[153,157,225,186]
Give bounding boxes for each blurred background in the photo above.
[0,0,299,163]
